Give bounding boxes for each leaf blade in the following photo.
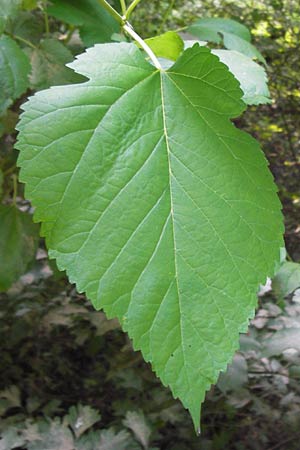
[211,49,271,104]
[16,43,283,428]
[26,38,85,90]
[187,17,266,64]
[188,18,251,42]
[0,205,39,291]
[47,0,119,46]
[0,35,30,114]
[144,31,184,61]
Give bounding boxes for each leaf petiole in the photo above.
[123,22,162,70]
[43,3,50,35]
[5,33,37,49]
[120,0,127,16]
[38,0,50,35]
[97,1,161,70]
[126,0,142,19]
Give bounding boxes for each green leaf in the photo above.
[76,428,139,450]
[217,354,248,393]
[272,261,300,300]
[0,169,3,198]
[26,39,85,90]
[222,32,266,65]
[22,0,38,10]
[97,429,136,450]
[0,427,26,450]
[6,11,44,45]
[24,419,74,450]
[16,43,283,428]
[144,31,184,61]
[0,35,30,114]
[0,0,22,33]
[188,17,266,65]
[211,50,271,105]
[0,109,19,137]
[184,42,271,105]
[0,205,39,291]
[47,0,119,47]
[0,385,22,409]
[188,18,251,43]
[262,328,300,357]
[65,404,101,438]
[123,411,151,449]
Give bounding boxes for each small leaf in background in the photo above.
[22,0,38,10]
[47,0,119,47]
[123,410,151,450]
[41,303,88,331]
[0,205,39,291]
[272,261,300,300]
[0,386,22,412]
[76,428,139,450]
[188,17,251,43]
[97,429,136,450]
[217,354,248,394]
[0,427,25,450]
[0,110,19,138]
[211,50,271,105]
[0,0,22,33]
[26,39,85,90]
[24,419,74,450]
[184,42,271,105]
[262,328,300,357]
[65,404,101,438]
[239,334,262,353]
[188,17,266,64]
[222,32,266,65]
[0,169,3,199]
[89,311,120,336]
[6,11,44,45]
[0,35,30,114]
[16,42,283,428]
[144,31,184,61]
[113,368,143,391]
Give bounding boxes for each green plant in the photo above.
[0,0,285,431]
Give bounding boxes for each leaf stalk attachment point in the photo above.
[97,0,161,69]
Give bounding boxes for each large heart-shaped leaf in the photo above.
[16,43,283,428]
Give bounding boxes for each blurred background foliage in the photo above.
[0,0,300,449]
